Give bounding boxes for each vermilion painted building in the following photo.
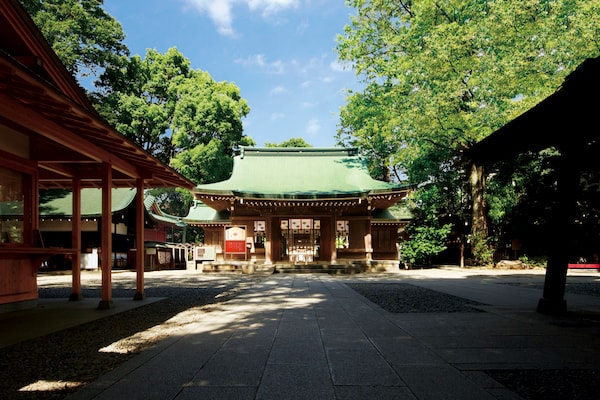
[185,147,411,268]
[38,189,187,270]
[0,0,194,312]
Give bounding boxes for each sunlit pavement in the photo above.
[49,268,600,400]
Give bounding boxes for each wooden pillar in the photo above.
[264,215,272,264]
[330,213,337,264]
[364,220,373,262]
[69,177,82,301]
[537,152,578,314]
[98,163,113,310]
[134,179,145,300]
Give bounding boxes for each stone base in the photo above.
[97,300,114,310]
[536,297,567,315]
[133,292,146,301]
[69,293,83,301]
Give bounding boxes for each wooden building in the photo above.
[0,0,194,312]
[185,147,411,266]
[471,56,600,314]
[38,188,187,270]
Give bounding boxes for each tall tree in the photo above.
[19,0,129,80]
[94,47,251,172]
[337,0,600,264]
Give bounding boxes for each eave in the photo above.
[0,53,195,189]
[194,190,409,212]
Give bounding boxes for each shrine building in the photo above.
[185,147,411,267]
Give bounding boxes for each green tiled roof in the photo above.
[0,201,23,216]
[194,147,406,199]
[372,202,414,222]
[40,188,137,216]
[184,201,230,224]
[38,188,184,226]
[144,193,186,227]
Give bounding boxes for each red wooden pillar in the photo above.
[69,177,82,301]
[134,179,145,300]
[330,213,337,264]
[98,163,113,310]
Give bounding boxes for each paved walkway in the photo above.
[58,268,600,400]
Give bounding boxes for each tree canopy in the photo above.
[19,0,129,80]
[93,47,251,175]
[23,2,253,217]
[337,0,600,265]
[264,138,313,148]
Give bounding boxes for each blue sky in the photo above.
[103,0,362,148]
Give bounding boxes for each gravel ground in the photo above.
[349,281,600,400]
[1,272,599,400]
[346,282,485,313]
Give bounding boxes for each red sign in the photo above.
[225,240,246,253]
[225,226,247,254]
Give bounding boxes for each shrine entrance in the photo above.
[280,219,320,263]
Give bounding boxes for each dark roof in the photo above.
[470,56,600,164]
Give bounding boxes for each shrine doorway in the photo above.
[280,219,321,263]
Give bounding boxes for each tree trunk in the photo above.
[469,161,488,238]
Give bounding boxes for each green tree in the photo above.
[94,47,251,172]
[337,83,406,182]
[19,0,129,80]
[337,0,600,264]
[400,188,453,266]
[264,138,313,147]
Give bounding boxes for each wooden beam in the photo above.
[0,91,141,180]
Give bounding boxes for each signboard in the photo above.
[225,226,247,254]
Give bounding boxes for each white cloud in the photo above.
[270,112,285,120]
[330,60,352,72]
[248,0,299,16]
[270,85,287,95]
[306,118,321,135]
[183,0,236,36]
[234,54,286,74]
[183,0,299,36]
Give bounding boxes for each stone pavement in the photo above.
[63,268,600,400]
